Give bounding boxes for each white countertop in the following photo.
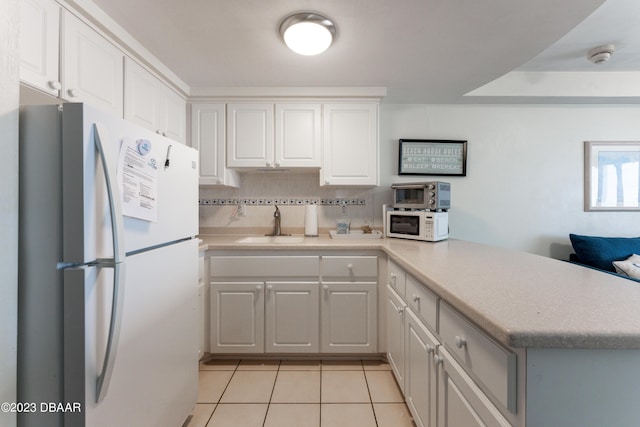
[199,234,640,350]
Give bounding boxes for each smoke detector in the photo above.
[587,44,615,64]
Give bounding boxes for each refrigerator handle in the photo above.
[93,123,126,263]
[93,123,127,403]
[95,262,126,403]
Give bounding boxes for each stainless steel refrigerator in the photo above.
[18,103,199,426]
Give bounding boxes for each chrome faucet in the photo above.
[273,205,282,236]
[266,205,289,236]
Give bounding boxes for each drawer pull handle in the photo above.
[455,336,467,349]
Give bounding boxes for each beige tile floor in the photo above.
[188,359,416,427]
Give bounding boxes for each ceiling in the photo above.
[79,0,640,103]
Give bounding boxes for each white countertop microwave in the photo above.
[386,210,449,242]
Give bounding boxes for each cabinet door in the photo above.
[321,103,378,186]
[19,0,60,96]
[191,103,239,187]
[386,285,406,393]
[227,103,274,167]
[437,347,511,427]
[160,87,186,143]
[275,103,321,168]
[406,308,438,427]
[124,58,159,130]
[265,282,319,353]
[210,282,264,353]
[125,58,186,143]
[321,283,377,353]
[62,10,124,117]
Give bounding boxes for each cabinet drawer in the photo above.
[439,302,517,413]
[405,274,438,332]
[210,256,319,278]
[320,256,377,281]
[387,259,406,296]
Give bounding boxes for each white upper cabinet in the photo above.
[61,10,124,117]
[125,58,186,143]
[191,102,239,187]
[124,58,157,129]
[321,103,378,186]
[275,103,322,168]
[19,0,61,96]
[227,102,322,169]
[227,103,274,168]
[160,88,187,143]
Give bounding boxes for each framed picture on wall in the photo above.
[398,139,467,176]
[584,141,640,211]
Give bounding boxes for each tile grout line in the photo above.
[261,360,282,427]
[361,361,380,427]
[202,360,240,426]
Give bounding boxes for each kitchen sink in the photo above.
[236,236,306,244]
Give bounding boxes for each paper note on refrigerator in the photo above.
[117,137,159,222]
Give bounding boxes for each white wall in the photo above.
[380,104,640,257]
[0,0,20,425]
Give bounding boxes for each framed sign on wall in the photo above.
[398,139,467,176]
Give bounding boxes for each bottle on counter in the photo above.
[336,203,350,234]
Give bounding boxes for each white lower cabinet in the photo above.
[406,307,439,427]
[210,282,265,353]
[386,258,516,427]
[208,253,378,355]
[386,285,406,391]
[437,347,511,427]
[265,282,320,353]
[321,282,377,353]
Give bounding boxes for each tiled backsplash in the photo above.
[199,172,385,234]
[199,198,366,206]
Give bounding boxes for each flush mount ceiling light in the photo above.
[587,44,615,64]
[279,13,336,56]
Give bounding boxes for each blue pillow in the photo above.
[569,234,640,272]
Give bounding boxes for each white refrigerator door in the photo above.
[64,238,198,427]
[62,103,198,265]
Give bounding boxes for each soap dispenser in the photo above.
[336,203,351,234]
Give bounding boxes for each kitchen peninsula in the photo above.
[199,234,640,427]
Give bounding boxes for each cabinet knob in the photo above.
[455,336,467,349]
[48,81,62,90]
[255,284,262,292]
[412,294,420,303]
[347,264,353,270]
[434,355,443,366]
[266,161,272,167]
[275,162,281,168]
[426,344,435,353]
[324,179,330,185]
[216,178,223,185]
[396,306,404,314]
[323,285,329,293]
[67,88,78,98]
[266,284,273,292]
